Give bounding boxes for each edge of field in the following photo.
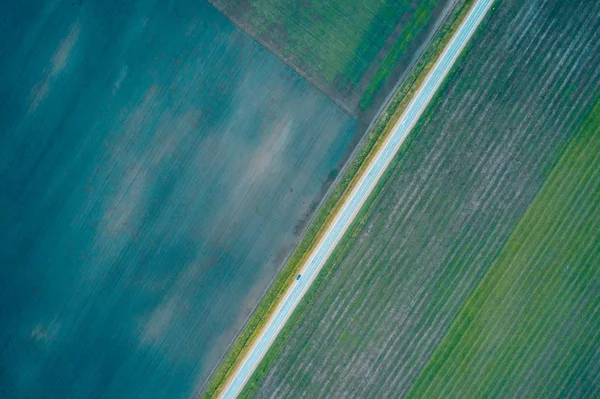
[201,1,476,397]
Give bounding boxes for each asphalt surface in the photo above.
[219,0,494,397]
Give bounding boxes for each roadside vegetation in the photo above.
[359,0,441,110]
[238,0,600,397]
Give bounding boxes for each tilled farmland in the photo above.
[241,0,600,397]
[407,97,600,398]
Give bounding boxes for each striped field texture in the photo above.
[240,0,600,397]
[0,1,358,397]
[406,95,600,399]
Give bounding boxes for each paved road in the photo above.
[219,0,494,397]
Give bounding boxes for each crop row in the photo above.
[408,95,600,398]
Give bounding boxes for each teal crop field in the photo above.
[0,0,359,397]
[209,0,456,115]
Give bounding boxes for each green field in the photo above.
[407,97,600,398]
[209,0,454,113]
[237,0,600,397]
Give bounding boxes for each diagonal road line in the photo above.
[219,0,495,397]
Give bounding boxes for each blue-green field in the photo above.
[0,1,359,397]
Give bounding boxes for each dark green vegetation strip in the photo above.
[407,97,600,399]
[201,1,476,397]
[208,0,451,112]
[359,0,440,110]
[239,0,600,397]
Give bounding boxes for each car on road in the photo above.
[296,274,301,281]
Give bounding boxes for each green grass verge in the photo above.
[360,0,441,110]
[199,1,477,398]
[406,96,600,398]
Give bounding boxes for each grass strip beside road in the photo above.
[201,1,476,397]
[360,0,440,110]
